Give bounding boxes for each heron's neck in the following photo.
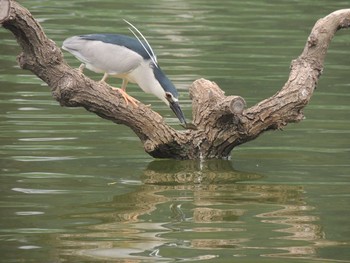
[130,60,168,104]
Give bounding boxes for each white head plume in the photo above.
[123,19,158,68]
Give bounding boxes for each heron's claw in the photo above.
[111,87,139,107]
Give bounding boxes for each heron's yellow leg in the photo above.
[100,73,109,83]
[121,79,128,91]
[78,63,85,73]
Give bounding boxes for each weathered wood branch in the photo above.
[1,0,349,159]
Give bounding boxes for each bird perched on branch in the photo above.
[62,20,187,125]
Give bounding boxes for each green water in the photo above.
[1,0,349,262]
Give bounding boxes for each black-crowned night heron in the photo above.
[62,21,187,125]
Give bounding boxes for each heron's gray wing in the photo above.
[62,35,143,74]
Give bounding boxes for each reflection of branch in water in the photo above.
[55,160,335,262]
[143,159,263,185]
[258,205,323,240]
[256,204,326,258]
[193,207,244,222]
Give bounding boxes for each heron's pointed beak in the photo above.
[169,101,187,125]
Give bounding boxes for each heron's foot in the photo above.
[98,79,107,85]
[111,87,139,107]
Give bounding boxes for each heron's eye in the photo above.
[165,92,173,102]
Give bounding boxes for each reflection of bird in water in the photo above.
[62,20,187,125]
[170,203,186,221]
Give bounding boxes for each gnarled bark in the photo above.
[1,0,349,159]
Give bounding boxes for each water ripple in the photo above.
[18,137,77,142]
[15,211,45,216]
[11,156,76,162]
[12,188,69,194]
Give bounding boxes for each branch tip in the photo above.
[0,0,11,23]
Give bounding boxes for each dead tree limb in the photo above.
[1,0,349,159]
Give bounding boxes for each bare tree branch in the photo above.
[1,0,349,159]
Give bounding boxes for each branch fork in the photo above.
[1,0,349,159]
